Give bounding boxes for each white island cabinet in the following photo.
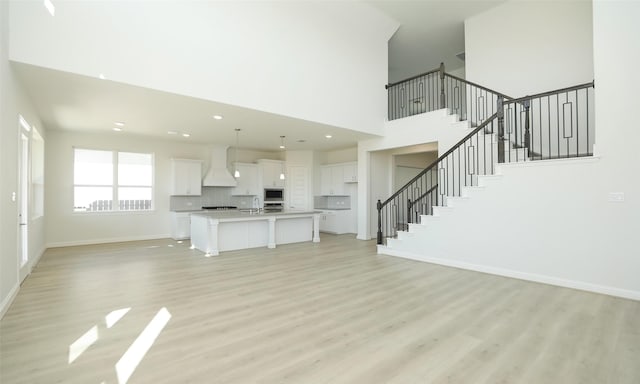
[190,211,320,256]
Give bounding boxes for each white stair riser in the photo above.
[408,223,429,233]
[397,231,415,240]
[420,214,440,223]
[444,196,470,207]
[433,206,455,216]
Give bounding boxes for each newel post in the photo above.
[439,62,446,109]
[497,96,505,163]
[523,99,531,158]
[376,199,383,245]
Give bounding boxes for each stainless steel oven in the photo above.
[264,188,284,211]
[264,188,284,201]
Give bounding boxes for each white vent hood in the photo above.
[202,145,237,187]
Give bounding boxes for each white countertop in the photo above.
[191,210,320,220]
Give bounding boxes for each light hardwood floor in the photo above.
[1,235,639,384]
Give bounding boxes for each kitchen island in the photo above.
[190,210,320,256]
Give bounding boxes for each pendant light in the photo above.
[279,136,286,180]
[234,129,241,178]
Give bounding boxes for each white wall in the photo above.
[45,131,214,247]
[388,157,640,299]
[384,0,640,299]
[0,0,16,316]
[447,66,465,79]
[1,0,47,316]
[9,1,397,136]
[394,151,438,169]
[231,149,283,164]
[393,152,438,191]
[326,147,357,164]
[465,0,593,97]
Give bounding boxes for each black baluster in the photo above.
[497,96,505,163]
[439,62,445,109]
[524,99,531,159]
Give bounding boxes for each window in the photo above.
[74,148,153,212]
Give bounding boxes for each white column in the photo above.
[313,213,320,243]
[267,217,276,249]
[207,218,220,256]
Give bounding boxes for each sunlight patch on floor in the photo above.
[115,307,172,384]
[68,325,98,364]
[105,308,131,329]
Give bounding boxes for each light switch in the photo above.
[11,192,16,202]
[608,192,625,202]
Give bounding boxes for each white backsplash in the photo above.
[314,195,351,209]
[169,195,202,212]
[170,187,259,211]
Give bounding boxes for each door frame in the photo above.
[18,115,31,283]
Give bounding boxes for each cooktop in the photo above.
[202,206,237,210]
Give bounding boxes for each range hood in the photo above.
[202,145,237,187]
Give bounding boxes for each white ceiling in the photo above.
[13,63,376,152]
[368,0,505,83]
[14,1,504,152]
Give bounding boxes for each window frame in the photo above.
[73,148,155,213]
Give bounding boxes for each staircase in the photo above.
[377,64,595,257]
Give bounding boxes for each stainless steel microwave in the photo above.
[264,188,284,201]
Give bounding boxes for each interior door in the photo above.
[18,117,31,282]
[287,166,309,211]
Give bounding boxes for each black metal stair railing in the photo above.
[407,184,438,225]
[377,79,596,245]
[386,68,441,120]
[386,62,511,125]
[377,115,499,244]
[499,82,595,161]
[443,73,510,127]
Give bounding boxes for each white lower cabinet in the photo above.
[318,210,350,234]
[171,212,196,240]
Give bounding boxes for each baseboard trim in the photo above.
[0,283,19,320]
[31,245,46,268]
[46,234,171,249]
[379,247,640,301]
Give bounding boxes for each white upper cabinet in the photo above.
[231,163,259,196]
[258,159,285,189]
[171,159,202,196]
[320,164,346,195]
[342,162,357,183]
[320,162,357,195]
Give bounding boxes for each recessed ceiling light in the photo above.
[325,135,332,139]
[182,133,190,138]
[213,115,223,120]
[167,131,178,135]
[99,73,106,80]
[114,121,125,127]
[297,139,306,143]
[112,127,122,132]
